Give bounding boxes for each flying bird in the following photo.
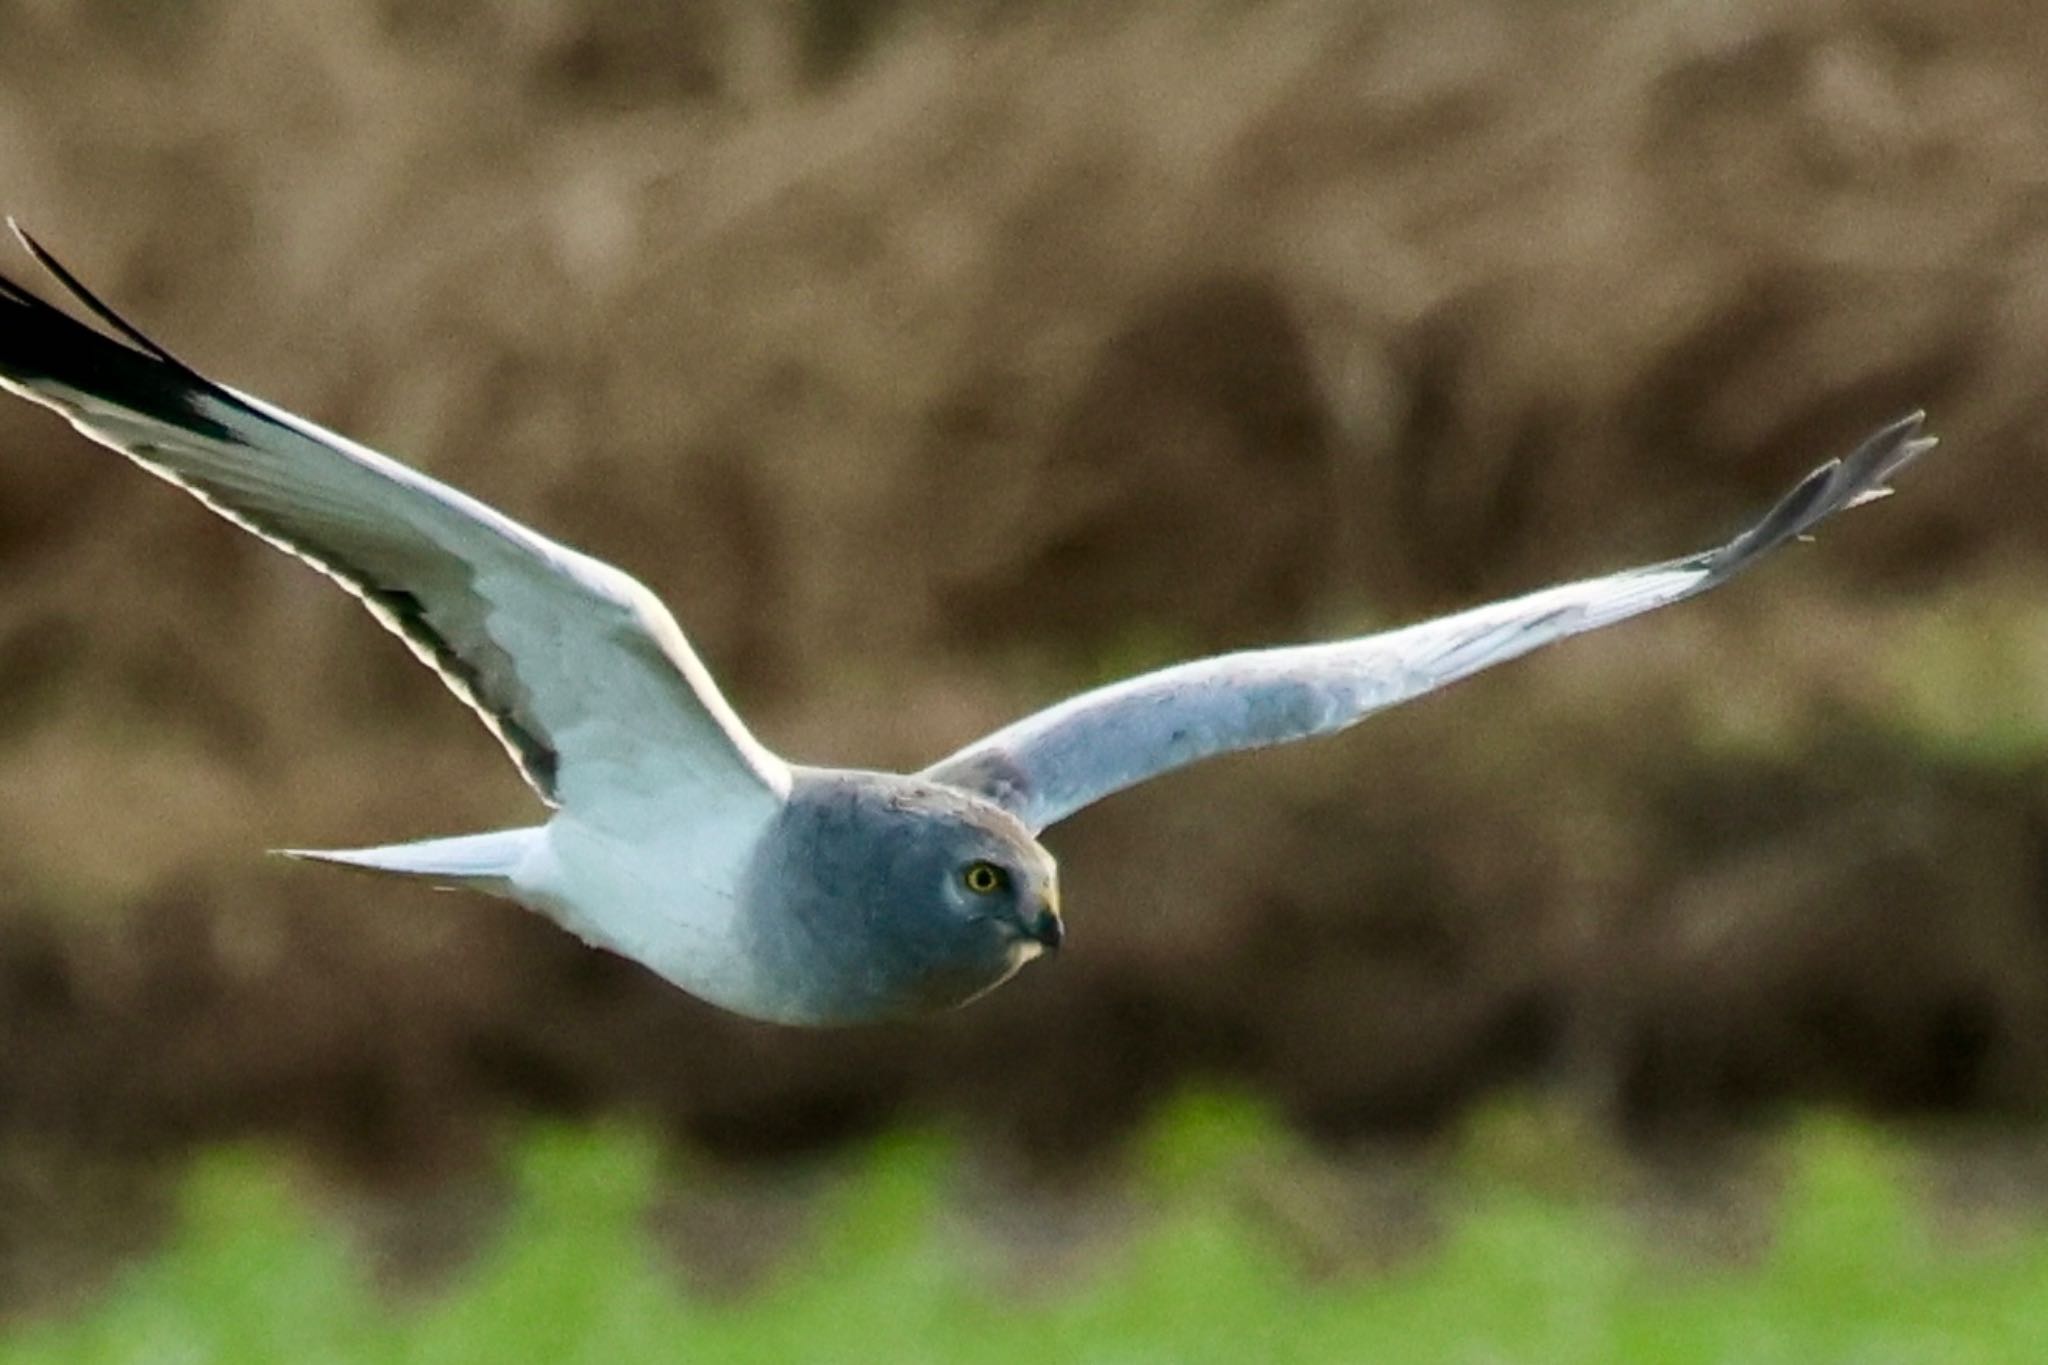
[0,224,1936,1025]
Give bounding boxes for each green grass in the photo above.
[6,1098,2048,1364]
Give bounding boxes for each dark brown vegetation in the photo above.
[3,0,2048,1270]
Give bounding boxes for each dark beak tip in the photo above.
[1033,908,1064,951]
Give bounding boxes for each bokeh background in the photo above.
[4,0,2048,1358]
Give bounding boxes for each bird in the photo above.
[0,222,1936,1026]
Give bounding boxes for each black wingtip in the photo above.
[1706,411,1934,577]
[2,221,196,373]
[1856,409,1937,486]
[0,221,245,443]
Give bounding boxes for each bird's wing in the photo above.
[0,224,788,848]
[923,413,1934,832]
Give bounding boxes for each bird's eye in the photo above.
[962,860,1007,895]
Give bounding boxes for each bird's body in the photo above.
[0,223,1936,1026]
[429,770,1055,1025]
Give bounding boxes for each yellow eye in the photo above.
[962,861,1006,895]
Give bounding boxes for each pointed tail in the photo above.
[278,827,543,897]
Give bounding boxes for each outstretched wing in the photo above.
[924,414,1934,832]
[0,223,788,843]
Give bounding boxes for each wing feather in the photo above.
[924,413,1935,831]
[0,225,787,843]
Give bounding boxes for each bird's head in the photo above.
[865,775,1063,989]
[925,804,1064,960]
[743,770,1062,1024]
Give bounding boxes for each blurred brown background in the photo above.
[2,0,2046,1235]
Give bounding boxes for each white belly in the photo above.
[509,814,783,1020]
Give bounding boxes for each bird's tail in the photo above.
[278,827,543,898]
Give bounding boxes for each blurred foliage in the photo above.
[7,1098,2048,1363]
[1876,585,2048,769]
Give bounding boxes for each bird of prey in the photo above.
[0,224,1935,1025]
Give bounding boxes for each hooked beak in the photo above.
[1024,886,1064,952]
